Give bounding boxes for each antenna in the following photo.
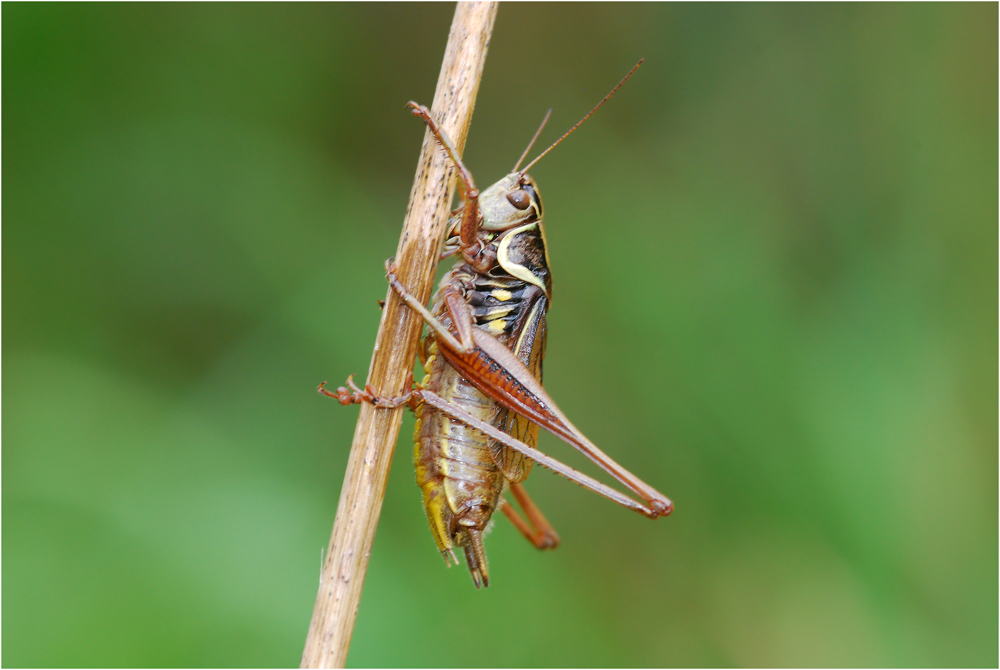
[518,58,644,177]
[513,108,553,172]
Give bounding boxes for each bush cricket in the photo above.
[322,59,672,588]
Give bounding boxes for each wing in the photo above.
[489,293,547,482]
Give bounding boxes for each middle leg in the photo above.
[318,372,418,409]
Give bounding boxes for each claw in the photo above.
[318,376,370,406]
[319,372,417,410]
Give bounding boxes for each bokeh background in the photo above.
[4,3,997,667]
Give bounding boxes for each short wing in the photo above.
[489,294,547,482]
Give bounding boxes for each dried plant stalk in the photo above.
[300,3,498,668]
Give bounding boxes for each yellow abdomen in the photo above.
[414,341,505,561]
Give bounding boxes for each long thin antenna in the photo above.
[512,108,553,172]
[518,58,644,177]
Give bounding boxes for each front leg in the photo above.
[406,103,491,271]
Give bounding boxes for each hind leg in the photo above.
[502,482,560,550]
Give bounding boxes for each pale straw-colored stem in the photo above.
[300,3,498,668]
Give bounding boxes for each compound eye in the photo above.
[506,189,531,210]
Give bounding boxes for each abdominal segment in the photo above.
[414,344,505,570]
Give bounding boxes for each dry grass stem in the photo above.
[300,3,498,668]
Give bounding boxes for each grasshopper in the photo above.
[322,60,671,587]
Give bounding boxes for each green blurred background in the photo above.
[4,3,997,667]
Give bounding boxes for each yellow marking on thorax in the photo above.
[497,222,548,294]
[485,318,507,335]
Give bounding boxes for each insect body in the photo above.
[413,172,552,587]
[323,61,671,587]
